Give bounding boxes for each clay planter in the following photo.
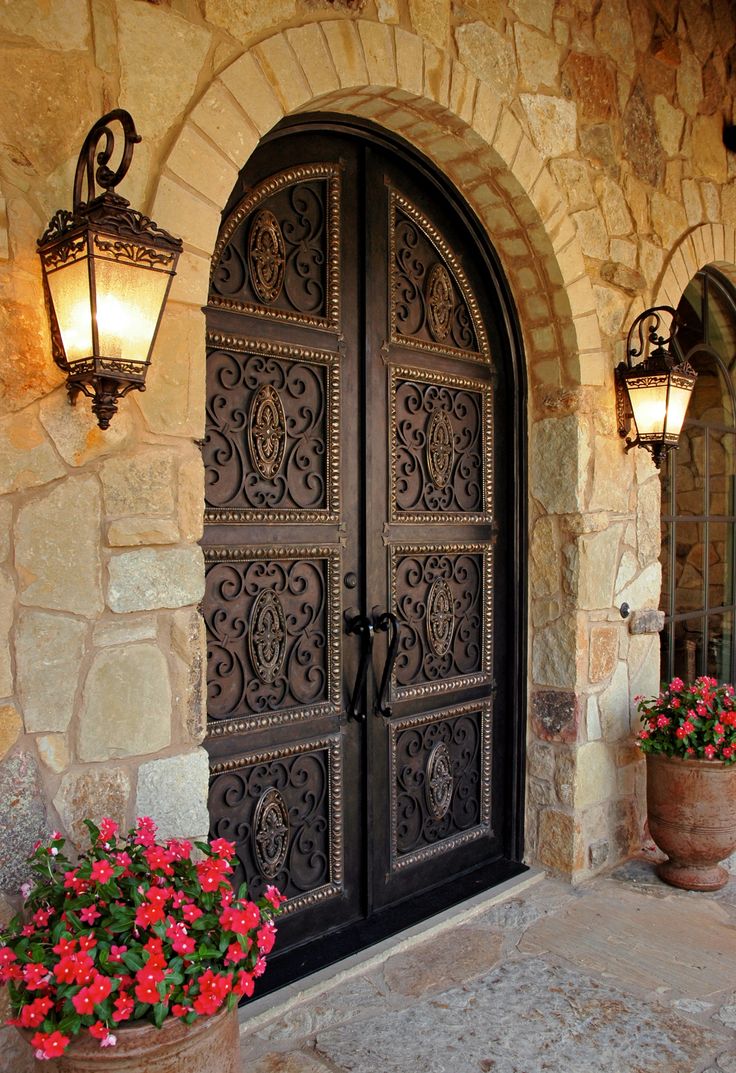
[29,1004,239,1073]
[646,752,736,891]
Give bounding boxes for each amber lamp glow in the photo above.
[616,305,697,469]
[37,110,182,429]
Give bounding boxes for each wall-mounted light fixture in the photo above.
[37,110,182,429]
[616,305,697,469]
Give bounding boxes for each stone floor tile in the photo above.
[518,884,736,1001]
[381,923,504,998]
[312,957,730,1073]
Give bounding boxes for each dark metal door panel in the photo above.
[363,146,509,911]
[203,132,365,952]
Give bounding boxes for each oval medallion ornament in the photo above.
[253,787,290,879]
[427,577,455,657]
[248,209,285,304]
[426,408,454,488]
[249,590,287,683]
[249,384,286,480]
[425,263,453,341]
[426,742,453,821]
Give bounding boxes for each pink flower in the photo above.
[704,744,717,759]
[109,944,128,963]
[669,677,684,692]
[79,905,100,925]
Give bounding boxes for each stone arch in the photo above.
[148,19,603,402]
[653,223,736,308]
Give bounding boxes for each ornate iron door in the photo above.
[203,123,523,982]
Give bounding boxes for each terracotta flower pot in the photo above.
[29,1004,239,1073]
[646,752,736,891]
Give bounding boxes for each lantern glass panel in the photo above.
[626,375,669,441]
[664,379,696,442]
[45,257,93,366]
[94,256,171,365]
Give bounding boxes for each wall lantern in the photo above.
[37,110,182,429]
[615,305,697,469]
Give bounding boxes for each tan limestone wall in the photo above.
[0,11,734,1015]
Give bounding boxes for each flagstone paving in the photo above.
[239,862,736,1073]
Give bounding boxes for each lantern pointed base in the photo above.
[70,376,144,429]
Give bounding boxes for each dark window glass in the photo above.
[660,266,736,683]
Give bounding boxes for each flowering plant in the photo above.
[636,676,736,763]
[0,817,285,1061]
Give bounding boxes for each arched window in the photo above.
[660,265,736,683]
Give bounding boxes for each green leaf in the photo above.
[153,1002,169,1028]
[121,950,144,972]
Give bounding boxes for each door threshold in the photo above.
[239,865,544,1032]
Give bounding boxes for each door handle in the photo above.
[345,614,374,722]
[374,611,401,718]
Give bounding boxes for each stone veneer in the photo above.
[0,4,735,1062]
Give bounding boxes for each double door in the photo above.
[202,122,523,983]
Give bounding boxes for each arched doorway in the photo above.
[201,117,526,989]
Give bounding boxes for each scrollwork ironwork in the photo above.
[208,734,343,909]
[390,543,493,699]
[390,701,492,870]
[391,366,493,522]
[204,334,339,523]
[389,191,490,362]
[204,546,340,722]
[209,165,341,331]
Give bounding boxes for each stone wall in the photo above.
[0,6,735,1049]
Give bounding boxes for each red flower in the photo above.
[90,859,115,884]
[112,992,134,1023]
[195,857,230,892]
[98,817,119,843]
[145,846,175,875]
[209,837,236,860]
[32,1030,70,1060]
[225,941,248,965]
[19,995,53,1028]
[192,969,231,1016]
[220,903,260,934]
[705,744,717,759]
[108,944,128,963]
[22,962,51,991]
[134,817,157,848]
[257,922,277,954]
[264,885,287,909]
[71,987,96,1016]
[182,903,203,924]
[234,970,255,997]
[88,1021,112,1040]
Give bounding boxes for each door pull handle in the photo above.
[345,614,374,722]
[374,611,401,718]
